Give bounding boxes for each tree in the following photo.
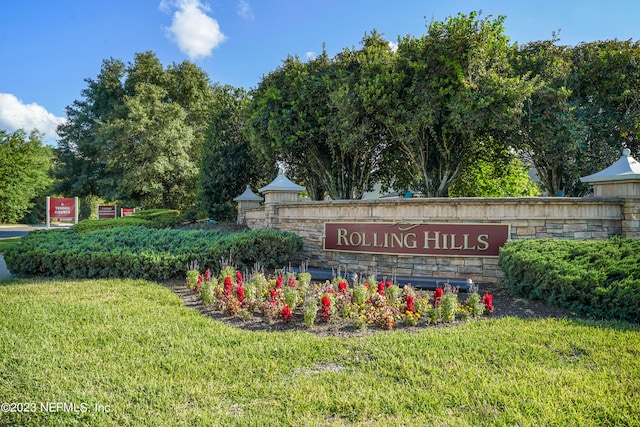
[0,130,53,223]
[246,51,334,200]
[570,40,640,176]
[327,31,397,199]
[509,39,586,196]
[200,85,267,220]
[56,52,213,209]
[247,34,398,200]
[98,83,198,209]
[55,57,126,197]
[386,12,534,196]
[449,151,540,197]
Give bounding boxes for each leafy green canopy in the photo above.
[55,52,213,210]
[510,38,640,196]
[0,130,53,223]
[199,85,269,220]
[246,13,534,198]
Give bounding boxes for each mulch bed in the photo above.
[163,280,581,338]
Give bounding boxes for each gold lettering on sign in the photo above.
[477,234,489,251]
[336,228,348,246]
[404,233,417,249]
[390,233,403,248]
[423,231,441,249]
[450,234,463,250]
[463,234,475,250]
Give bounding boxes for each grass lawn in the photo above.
[0,279,638,426]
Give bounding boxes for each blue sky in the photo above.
[1,0,638,145]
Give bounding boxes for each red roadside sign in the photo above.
[98,205,116,219]
[49,198,76,219]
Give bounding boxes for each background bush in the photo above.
[498,238,640,322]
[73,209,182,232]
[5,227,303,281]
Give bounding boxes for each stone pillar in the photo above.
[622,197,640,238]
[233,186,263,225]
[258,170,305,229]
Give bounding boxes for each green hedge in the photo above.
[73,209,182,233]
[4,227,303,281]
[498,238,640,322]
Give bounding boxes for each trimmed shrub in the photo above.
[73,209,182,232]
[498,238,640,322]
[5,227,303,281]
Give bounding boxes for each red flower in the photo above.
[194,275,203,295]
[204,269,211,282]
[320,294,332,322]
[338,280,348,292]
[236,271,243,284]
[288,276,296,287]
[224,276,233,297]
[237,284,245,303]
[405,294,415,313]
[322,294,331,308]
[270,288,277,298]
[434,287,443,305]
[386,280,393,288]
[482,291,494,313]
[377,281,385,295]
[280,305,292,322]
[364,282,370,290]
[276,275,283,288]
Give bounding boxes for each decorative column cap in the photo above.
[233,185,264,201]
[258,171,305,193]
[580,148,640,183]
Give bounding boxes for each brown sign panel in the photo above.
[324,222,510,257]
[98,205,116,219]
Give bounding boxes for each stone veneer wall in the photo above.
[243,197,635,283]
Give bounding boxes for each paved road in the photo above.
[0,231,29,238]
[0,225,47,280]
[0,254,12,280]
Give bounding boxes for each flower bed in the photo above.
[186,265,494,331]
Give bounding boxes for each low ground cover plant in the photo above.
[185,265,494,331]
[498,237,640,322]
[4,227,302,280]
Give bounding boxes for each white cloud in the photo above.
[162,0,226,59]
[0,93,65,141]
[305,51,317,60]
[237,0,254,20]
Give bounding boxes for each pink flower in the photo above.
[288,276,296,287]
[385,280,393,288]
[237,284,245,303]
[204,269,211,282]
[236,271,243,284]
